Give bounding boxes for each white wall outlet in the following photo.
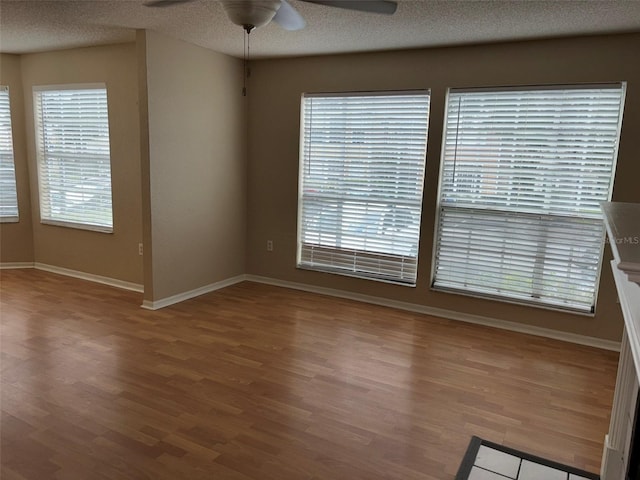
[138,243,143,256]
[267,240,273,252]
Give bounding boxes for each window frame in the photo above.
[0,85,19,223]
[33,83,114,233]
[296,89,431,286]
[430,83,626,314]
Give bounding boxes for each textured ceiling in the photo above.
[1,0,640,59]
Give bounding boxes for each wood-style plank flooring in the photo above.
[0,269,619,479]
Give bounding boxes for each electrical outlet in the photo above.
[267,240,273,252]
[138,243,143,256]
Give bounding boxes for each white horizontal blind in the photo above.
[0,86,19,221]
[34,86,113,232]
[298,91,430,285]
[433,84,625,312]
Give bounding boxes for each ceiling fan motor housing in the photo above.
[220,0,282,29]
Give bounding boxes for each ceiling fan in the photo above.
[144,0,397,95]
[144,0,398,33]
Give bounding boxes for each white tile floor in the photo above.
[468,445,593,480]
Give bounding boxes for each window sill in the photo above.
[41,219,113,234]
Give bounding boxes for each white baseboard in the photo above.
[141,275,247,310]
[0,262,35,269]
[245,275,621,352]
[33,263,144,293]
[5,262,621,351]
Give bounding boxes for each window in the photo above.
[432,84,626,313]
[0,85,18,222]
[33,85,113,232]
[297,91,430,285]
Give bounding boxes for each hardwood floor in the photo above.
[1,269,619,479]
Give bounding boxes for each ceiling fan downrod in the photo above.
[242,26,252,96]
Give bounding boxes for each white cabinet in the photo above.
[601,202,640,480]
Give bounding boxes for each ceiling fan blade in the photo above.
[144,0,194,7]
[273,0,306,30]
[301,0,397,15]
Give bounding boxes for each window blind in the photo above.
[34,85,113,232]
[0,85,18,222]
[433,84,626,312]
[298,91,430,285]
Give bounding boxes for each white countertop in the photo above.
[602,202,640,285]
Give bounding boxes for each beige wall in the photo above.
[0,54,34,264]
[19,44,143,284]
[3,32,636,339]
[246,33,640,342]
[142,31,246,302]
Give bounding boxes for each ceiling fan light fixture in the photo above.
[220,0,282,30]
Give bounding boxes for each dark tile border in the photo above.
[455,436,599,480]
[456,436,483,480]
